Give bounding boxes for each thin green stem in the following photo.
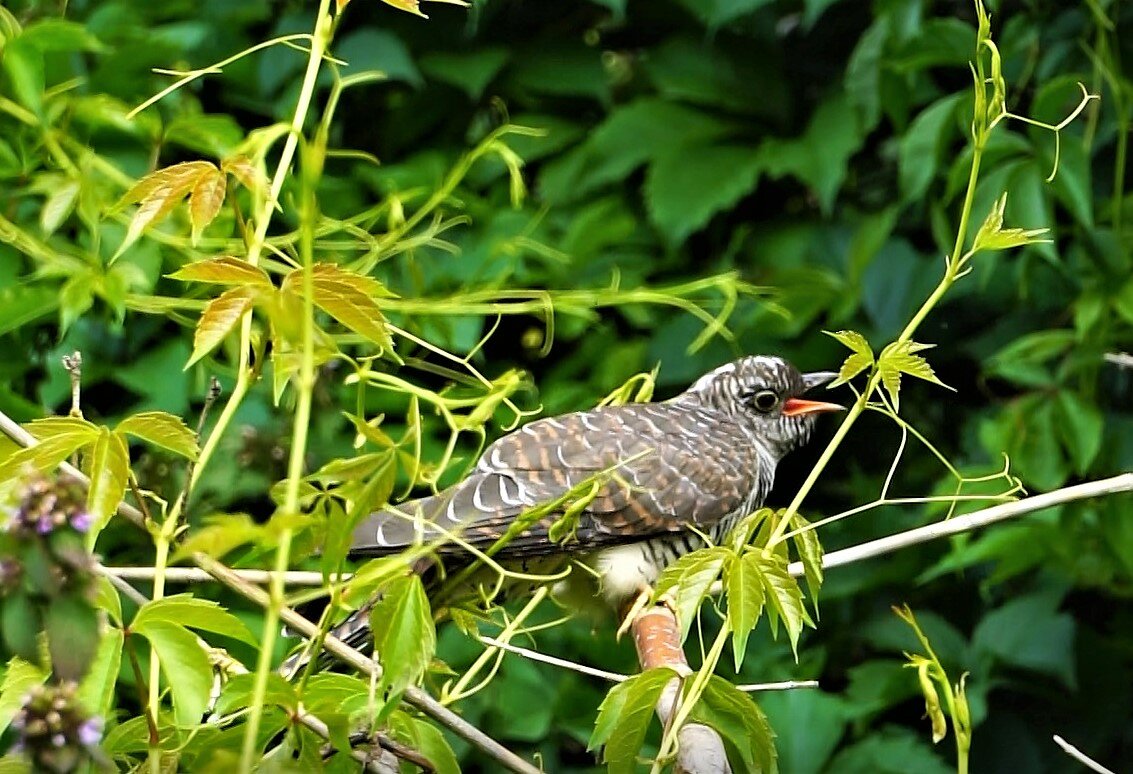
[238,7,330,765]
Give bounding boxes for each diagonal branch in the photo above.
[0,409,540,774]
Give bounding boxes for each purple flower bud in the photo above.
[69,511,93,533]
[77,717,102,747]
[36,515,54,535]
[51,733,66,747]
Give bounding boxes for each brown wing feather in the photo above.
[349,403,760,559]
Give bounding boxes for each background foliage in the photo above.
[0,0,1131,771]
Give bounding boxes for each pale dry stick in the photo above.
[0,410,540,774]
[633,606,732,774]
[97,567,410,774]
[1052,735,1118,774]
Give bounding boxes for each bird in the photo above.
[286,355,841,668]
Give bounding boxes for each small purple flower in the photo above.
[36,515,54,535]
[77,717,102,747]
[51,733,66,748]
[69,511,93,533]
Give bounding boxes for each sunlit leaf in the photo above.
[85,427,130,533]
[40,179,80,235]
[78,625,123,717]
[0,424,98,483]
[728,551,767,671]
[130,619,212,727]
[188,167,226,244]
[653,546,730,640]
[824,329,874,386]
[0,658,47,736]
[877,340,952,412]
[789,512,823,605]
[172,512,267,561]
[379,0,428,17]
[114,161,217,258]
[970,193,1050,255]
[589,667,675,772]
[220,155,266,196]
[370,574,436,716]
[116,411,199,460]
[132,594,257,646]
[282,263,395,350]
[168,256,273,289]
[753,552,809,659]
[186,286,257,367]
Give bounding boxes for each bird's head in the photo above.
[684,355,843,459]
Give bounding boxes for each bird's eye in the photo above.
[751,389,779,413]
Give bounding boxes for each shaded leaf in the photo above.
[78,626,123,717]
[753,552,809,658]
[116,411,199,460]
[689,675,777,773]
[45,593,100,681]
[370,574,435,716]
[215,672,297,715]
[187,286,257,367]
[1053,391,1103,475]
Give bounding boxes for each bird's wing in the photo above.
[349,403,761,559]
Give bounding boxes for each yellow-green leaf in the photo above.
[130,620,211,728]
[727,551,766,671]
[114,161,216,258]
[78,627,122,718]
[172,513,267,561]
[220,155,266,196]
[589,667,676,773]
[971,193,1050,255]
[370,574,436,718]
[116,411,199,460]
[753,552,809,659]
[168,256,273,289]
[188,168,226,245]
[40,179,80,235]
[132,594,257,646]
[0,425,98,483]
[85,427,130,533]
[282,263,395,350]
[789,512,823,605]
[824,329,874,387]
[653,546,730,640]
[186,286,257,367]
[877,340,952,411]
[380,0,428,17]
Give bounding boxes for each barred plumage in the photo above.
[284,355,840,673]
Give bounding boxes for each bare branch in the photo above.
[632,606,732,774]
[479,635,631,683]
[1053,735,1117,774]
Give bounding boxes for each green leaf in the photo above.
[78,626,123,717]
[789,513,824,604]
[727,552,766,671]
[0,658,47,736]
[2,37,44,116]
[971,593,1076,687]
[645,144,764,245]
[172,512,266,561]
[0,424,98,484]
[130,620,212,727]
[589,667,676,773]
[132,594,257,646]
[116,411,199,460]
[753,552,809,658]
[85,427,130,533]
[419,48,509,99]
[970,193,1050,254]
[93,575,123,626]
[45,594,100,682]
[18,19,103,52]
[215,672,297,716]
[0,286,58,336]
[370,574,436,716]
[388,712,461,774]
[40,179,80,235]
[186,285,257,367]
[824,330,874,387]
[877,340,951,412]
[689,675,777,774]
[168,256,273,289]
[898,94,962,203]
[1054,391,1103,475]
[653,546,730,640]
[283,263,395,351]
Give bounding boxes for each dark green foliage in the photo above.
[0,0,1131,771]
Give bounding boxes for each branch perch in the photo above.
[632,606,732,774]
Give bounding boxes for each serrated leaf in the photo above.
[877,340,952,412]
[380,0,428,16]
[688,675,777,773]
[78,626,122,717]
[220,155,266,195]
[370,574,435,717]
[116,411,199,460]
[970,193,1050,254]
[187,286,257,367]
[653,546,730,640]
[789,513,824,605]
[215,672,297,716]
[282,264,395,350]
[131,620,212,727]
[168,256,273,289]
[132,594,257,646]
[589,667,675,773]
[85,427,130,532]
[171,513,266,561]
[824,330,874,386]
[728,552,767,671]
[114,161,217,258]
[753,552,809,659]
[0,658,47,736]
[188,168,226,245]
[0,427,98,484]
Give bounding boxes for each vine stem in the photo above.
[238,5,330,766]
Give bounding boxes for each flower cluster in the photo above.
[11,681,104,773]
[3,473,92,537]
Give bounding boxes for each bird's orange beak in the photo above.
[782,371,843,416]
